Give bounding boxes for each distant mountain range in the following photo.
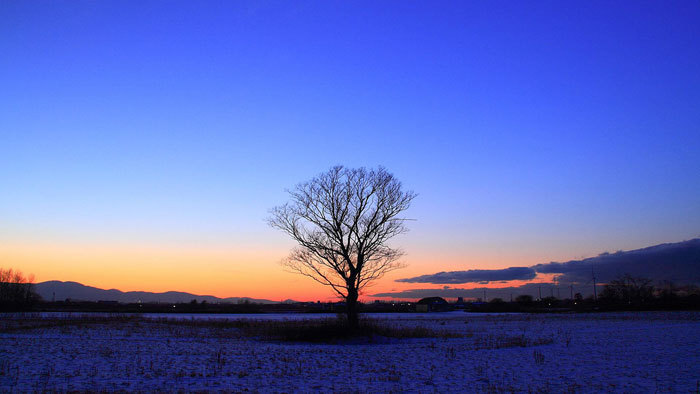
[33,238,700,303]
[34,281,284,304]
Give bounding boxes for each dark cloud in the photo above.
[396,267,536,284]
[395,238,700,287]
[379,239,700,300]
[533,238,700,284]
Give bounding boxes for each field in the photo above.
[1,311,699,392]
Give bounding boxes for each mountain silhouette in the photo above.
[34,281,279,304]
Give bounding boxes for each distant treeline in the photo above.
[465,292,700,313]
[33,299,341,314]
[31,298,415,314]
[2,270,699,313]
[459,274,700,313]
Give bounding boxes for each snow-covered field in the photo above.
[1,311,698,392]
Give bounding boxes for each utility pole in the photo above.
[592,272,597,302]
[483,289,487,302]
[538,286,542,301]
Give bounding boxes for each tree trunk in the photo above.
[346,287,359,329]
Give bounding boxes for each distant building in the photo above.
[416,297,451,312]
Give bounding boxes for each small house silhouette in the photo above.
[416,297,451,312]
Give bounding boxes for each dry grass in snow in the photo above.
[1,311,699,391]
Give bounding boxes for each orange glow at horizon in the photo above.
[1,241,334,301]
[2,240,561,302]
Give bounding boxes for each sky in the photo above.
[1,1,699,301]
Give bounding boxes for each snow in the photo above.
[1,311,698,391]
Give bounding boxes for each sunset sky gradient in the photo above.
[1,1,699,300]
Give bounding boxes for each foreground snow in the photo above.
[1,311,698,391]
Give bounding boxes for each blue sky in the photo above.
[1,1,699,297]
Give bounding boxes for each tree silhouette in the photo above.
[601,274,654,305]
[269,166,415,328]
[0,268,39,311]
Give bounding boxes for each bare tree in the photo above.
[0,267,39,311]
[601,273,654,305]
[268,166,416,328]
